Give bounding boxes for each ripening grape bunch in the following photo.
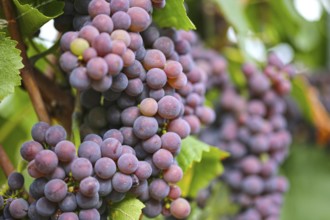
[195,46,295,219]
[0,121,191,219]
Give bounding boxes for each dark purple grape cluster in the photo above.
[195,49,294,219]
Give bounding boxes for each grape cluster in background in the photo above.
[0,0,297,220]
[196,43,294,219]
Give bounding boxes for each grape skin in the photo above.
[71,158,93,181]
[59,193,77,212]
[78,141,102,163]
[95,157,117,179]
[133,116,159,139]
[44,179,68,202]
[117,153,139,174]
[112,172,133,193]
[34,150,59,174]
[31,121,50,143]
[58,212,79,220]
[54,140,76,163]
[152,149,173,170]
[149,179,170,201]
[9,198,29,219]
[36,197,57,217]
[45,125,67,146]
[79,177,100,197]
[170,198,191,219]
[157,95,181,119]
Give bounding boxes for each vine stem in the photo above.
[0,145,15,177]
[0,0,50,123]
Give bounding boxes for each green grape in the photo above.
[70,38,90,56]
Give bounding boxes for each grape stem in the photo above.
[0,0,50,123]
[0,144,15,177]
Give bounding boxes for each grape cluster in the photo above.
[0,120,192,219]
[55,1,220,218]
[0,172,29,219]
[195,48,294,219]
[55,0,167,32]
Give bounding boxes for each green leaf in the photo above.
[109,197,145,220]
[13,0,64,37]
[153,0,196,31]
[214,0,250,34]
[177,136,210,173]
[290,76,313,123]
[178,147,227,197]
[0,33,23,101]
[282,144,330,220]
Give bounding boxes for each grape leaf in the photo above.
[153,0,196,31]
[178,147,227,197]
[177,136,209,173]
[110,197,145,220]
[0,33,23,101]
[13,0,64,37]
[177,136,229,173]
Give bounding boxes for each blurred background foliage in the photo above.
[1,0,330,219]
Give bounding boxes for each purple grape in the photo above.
[112,11,131,30]
[167,118,191,139]
[92,14,114,33]
[141,134,161,153]
[86,57,108,80]
[45,125,67,146]
[242,175,264,195]
[146,68,167,89]
[170,198,191,219]
[103,129,124,143]
[127,7,151,32]
[157,95,181,119]
[134,161,152,180]
[130,0,152,12]
[79,208,100,220]
[161,132,181,153]
[59,51,78,73]
[100,138,123,160]
[76,192,99,209]
[149,178,170,201]
[9,198,29,219]
[143,49,166,70]
[112,172,133,192]
[128,32,143,51]
[79,176,100,197]
[78,141,102,163]
[142,199,162,218]
[117,153,139,174]
[92,33,112,56]
[44,179,68,202]
[120,127,139,146]
[34,150,58,174]
[58,212,79,220]
[153,36,174,57]
[133,116,158,139]
[95,157,116,179]
[125,78,143,96]
[55,140,76,163]
[152,149,173,170]
[91,76,113,92]
[79,25,100,44]
[163,164,183,183]
[111,0,129,13]
[59,193,77,212]
[36,197,57,217]
[88,0,111,17]
[71,158,93,181]
[70,67,91,90]
[31,122,50,143]
[20,140,44,162]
